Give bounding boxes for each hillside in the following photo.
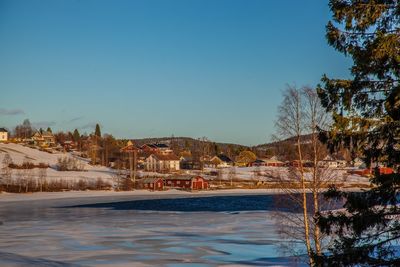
[129,136,251,156]
[0,143,116,183]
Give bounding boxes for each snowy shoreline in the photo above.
[0,187,364,203]
[0,188,285,203]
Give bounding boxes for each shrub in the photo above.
[56,157,84,171]
[8,162,49,169]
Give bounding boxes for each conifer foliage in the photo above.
[315,1,400,266]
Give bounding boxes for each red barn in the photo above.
[165,175,209,190]
[348,167,394,177]
[137,177,164,191]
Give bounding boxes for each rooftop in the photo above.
[151,153,180,161]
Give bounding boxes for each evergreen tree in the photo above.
[46,127,52,133]
[95,124,101,137]
[213,143,219,155]
[314,1,400,265]
[73,129,80,142]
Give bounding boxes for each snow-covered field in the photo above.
[201,165,370,185]
[0,143,117,184]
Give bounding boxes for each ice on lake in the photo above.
[0,194,307,266]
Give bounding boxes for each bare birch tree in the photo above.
[274,85,313,265]
[302,86,333,256]
[274,85,336,265]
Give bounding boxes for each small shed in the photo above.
[165,175,209,190]
[137,177,164,191]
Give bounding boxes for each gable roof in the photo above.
[41,131,54,137]
[121,141,140,152]
[139,177,164,183]
[150,153,180,161]
[153,143,169,148]
[0,128,8,132]
[216,154,232,163]
[167,175,206,181]
[33,131,54,138]
[264,157,283,163]
[142,143,170,149]
[142,144,157,149]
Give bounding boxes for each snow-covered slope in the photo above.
[0,143,116,182]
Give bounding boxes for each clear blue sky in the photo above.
[0,0,350,146]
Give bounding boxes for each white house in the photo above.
[206,154,233,168]
[318,155,337,168]
[0,128,8,142]
[264,156,284,167]
[318,155,347,168]
[145,153,180,172]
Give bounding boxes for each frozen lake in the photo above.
[0,194,307,266]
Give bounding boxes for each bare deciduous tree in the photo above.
[22,156,33,193]
[37,167,47,192]
[274,85,334,265]
[275,85,313,265]
[1,153,13,189]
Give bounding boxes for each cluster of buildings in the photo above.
[0,128,77,152]
[137,144,286,173]
[136,175,209,191]
[0,126,360,174]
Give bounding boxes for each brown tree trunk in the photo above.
[297,137,313,266]
[312,132,322,256]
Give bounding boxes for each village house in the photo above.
[318,155,347,168]
[250,159,266,167]
[179,155,199,170]
[264,156,284,167]
[206,154,233,168]
[141,143,173,154]
[32,131,56,147]
[165,175,209,190]
[60,140,77,151]
[145,153,180,172]
[136,177,164,191]
[336,159,347,168]
[318,159,338,168]
[0,128,8,142]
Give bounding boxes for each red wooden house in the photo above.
[349,167,394,177]
[137,177,164,191]
[165,175,209,190]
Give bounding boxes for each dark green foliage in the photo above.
[73,129,80,142]
[315,0,400,266]
[46,127,52,133]
[95,123,101,137]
